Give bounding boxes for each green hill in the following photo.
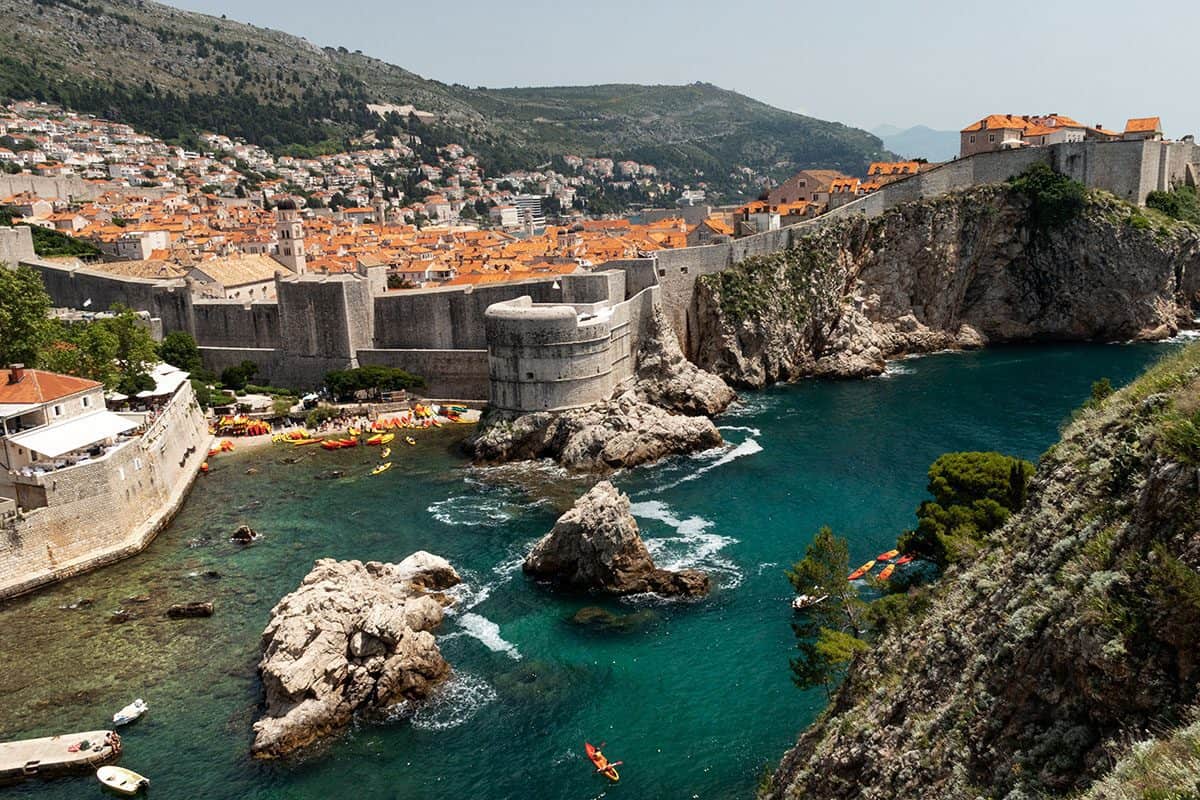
[0,0,890,199]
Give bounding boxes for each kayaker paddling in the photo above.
[585,741,621,781]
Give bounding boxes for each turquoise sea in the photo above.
[0,343,1184,799]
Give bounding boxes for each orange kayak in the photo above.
[876,549,900,561]
[847,560,876,581]
[878,564,896,581]
[895,554,915,565]
[585,742,619,782]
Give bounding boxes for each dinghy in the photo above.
[791,594,828,612]
[96,765,149,795]
[112,698,147,726]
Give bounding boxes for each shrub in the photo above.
[305,404,340,428]
[220,360,258,391]
[1146,184,1200,225]
[324,365,425,401]
[1007,163,1087,230]
[899,452,1035,567]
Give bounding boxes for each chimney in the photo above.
[8,363,25,384]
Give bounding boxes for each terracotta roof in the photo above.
[1124,117,1162,133]
[190,254,286,287]
[0,368,102,405]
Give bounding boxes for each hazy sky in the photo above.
[166,0,1200,137]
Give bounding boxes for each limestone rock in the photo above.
[523,481,710,597]
[251,552,461,759]
[472,391,723,471]
[694,186,1200,386]
[635,302,736,415]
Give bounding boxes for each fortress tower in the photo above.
[273,199,307,275]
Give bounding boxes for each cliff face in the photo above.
[767,345,1200,799]
[696,187,1200,386]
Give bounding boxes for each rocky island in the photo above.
[524,481,710,597]
[251,553,461,758]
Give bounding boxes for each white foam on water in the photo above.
[1163,329,1200,343]
[717,424,762,437]
[427,495,514,527]
[873,361,916,379]
[445,612,521,660]
[653,437,763,492]
[756,561,780,575]
[388,671,497,731]
[629,499,742,590]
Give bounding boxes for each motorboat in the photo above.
[96,765,149,795]
[112,699,148,726]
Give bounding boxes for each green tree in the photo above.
[324,365,425,401]
[103,306,159,395]
[220,360,259,391]
[39,322,119,387]
[159,330,203,374]
[786,527,867,698]
[1007,163,1087,230]
[0,264,54,366]
[898,452,1035,567]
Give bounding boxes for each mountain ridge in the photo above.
[0,0,892,199]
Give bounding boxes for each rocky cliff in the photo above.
[696,186,1200,386]
[766,344,1200,799]
[471,303,735,471]
[251,553,460,758]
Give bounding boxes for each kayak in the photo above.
[96,766,149,795]
[847,560,876,581]
[371,462,392,476]
[321,440,341,450]
[378,433,395,444]
[405,437,416,446]
[876,548,900,561]
[366,434,384,446]
[380,447,391,459]
[585,742,620,782]
[292,437,323,446]
[895,554,915,565]
[878,564,896,581]
[349,428,361,437]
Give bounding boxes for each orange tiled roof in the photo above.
[1124,117,1161,133]
[0,369,102,404]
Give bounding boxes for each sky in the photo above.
[166,0,1200,138]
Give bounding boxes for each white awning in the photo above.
[7,411,137,458]
[0,403,39,419]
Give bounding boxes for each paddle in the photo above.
[595,760,623,773]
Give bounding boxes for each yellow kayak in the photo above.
[405,436,416,446]
[378,432,395,444]
[380,447,391,459]
[371,462,392,476]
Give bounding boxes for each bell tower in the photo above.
[273,199,307,274]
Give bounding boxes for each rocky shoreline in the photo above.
[693,186,1200,387]
[471,304,735,471]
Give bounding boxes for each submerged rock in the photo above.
[167,601,214,618]
[524,482,709,597]
[251,552,461,759]
[231,525,260,544]
[570,605,658,632]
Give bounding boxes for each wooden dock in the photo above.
[0,730,120,783]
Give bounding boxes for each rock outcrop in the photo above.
[523,481,709,597]
[695,186,1200,387]
[471,303,734,471]
[251,552,461,759]
[766,344,1200,799]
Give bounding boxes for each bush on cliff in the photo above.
[1146,184,1200,225]
[1007,162,1087,230]
[324,365,425,401]
[898,451,1034,567]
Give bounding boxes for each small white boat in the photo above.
[96,765,150,795]
[112,698,148,726]
[791,594,828,612]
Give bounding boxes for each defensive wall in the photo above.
[6,138,1198,404]
[484,276,659,412]
[0,173,173,202]
[0,380,211,600]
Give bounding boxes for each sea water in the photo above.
[0,343,1176,799]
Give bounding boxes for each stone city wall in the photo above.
[0,174,174,203]
[0,225,35,267]
[0,381,210,599]
[483,283,657,412]
[357,349,490,400]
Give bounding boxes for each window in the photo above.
[82,396,91,408]
[989,134,995,143]
[53,404,63,417]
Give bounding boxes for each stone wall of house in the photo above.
[0,380,210,599]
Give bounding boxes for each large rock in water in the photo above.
[523,482,709,597]
[251,552,461,758]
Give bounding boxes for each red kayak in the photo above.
[895,554,915,565]
[585,742,620,782]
